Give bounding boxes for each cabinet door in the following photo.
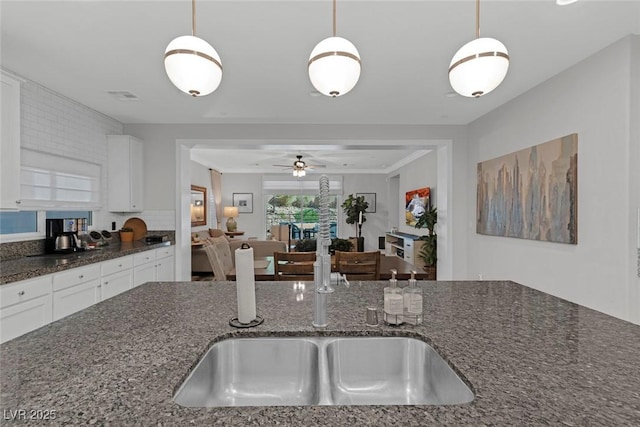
[101,269,133,300]
[0,294,53,344]
[156,256,174,281]
[107,135,143,212]
[133,263,156,287]
[129,137,144,211]
[53,279,101,321]
[0,72,22,209]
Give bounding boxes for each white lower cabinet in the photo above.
[133,251,156,287]
[101,256,133,300]
[156,246,175,281]
[53,264,101,321]
[133,247,175,285]
[2,246,173,343]
[0,275,53,344]
[101,270,133,300]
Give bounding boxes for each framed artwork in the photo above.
[357,193,376,213]
[476,133,578,244]
[233,193,253,213]
[190,185,207,227]
[405,187,430,226]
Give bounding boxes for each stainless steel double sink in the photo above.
[174,336,474,407]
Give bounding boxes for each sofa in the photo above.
[191,229,287,274]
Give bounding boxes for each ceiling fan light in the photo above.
[556,0,579,5]
[448,37,509,98]
[308,36,361,97]
[164,35,223,97]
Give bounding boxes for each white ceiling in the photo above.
[2,0,639,173]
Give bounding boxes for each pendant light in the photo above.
[448,0,509,98]
[308,0,361,97]
[164,0,222,97]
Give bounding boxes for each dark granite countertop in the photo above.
[0,241,172,285]
[1,280,639,425]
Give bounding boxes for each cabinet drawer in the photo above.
[133,250,155,266]
[53,264,101,292]
[101,256,133,276]
[0,275,52,309]
[155,245,174,259]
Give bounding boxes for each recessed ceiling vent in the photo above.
[107,90,140,101]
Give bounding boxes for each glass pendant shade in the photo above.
[449,37,509,98]
[308,36,361,97]
[164,35,223,97]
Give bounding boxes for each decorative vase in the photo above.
[356,237,365,252]
[120,231,134,242]
[226,217,237,232]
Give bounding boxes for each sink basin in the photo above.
[326,337,474,405]
[174,337,320,407]
[174,336,473,407]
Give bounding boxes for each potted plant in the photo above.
[330,238,353,254]
[415,206,437,278]
[119,227,134,243]
[341,194,369,252]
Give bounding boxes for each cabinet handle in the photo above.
[97,284,102,288]
[18,290,25,296]
[118,264,123,268]
[15,200,21,205]
[79,274,84,279]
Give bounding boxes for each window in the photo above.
[0,211,38,235]
[265,194,338,239]
[262,176,343,240]
[0,210,92,237]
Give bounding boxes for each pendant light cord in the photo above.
[476,0,480,39]
[192,0,196,36]
[333,0,337,37]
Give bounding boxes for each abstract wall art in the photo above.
[405,187,430,226]
[477,134,578,244]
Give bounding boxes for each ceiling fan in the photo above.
[273,155,326,177]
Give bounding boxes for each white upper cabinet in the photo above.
[1,71,23,210]
[107,135,144,212]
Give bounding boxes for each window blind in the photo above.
[20,149,101,209]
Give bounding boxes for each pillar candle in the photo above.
[234,245,256,323]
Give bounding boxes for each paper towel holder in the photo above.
[229,315,264,328]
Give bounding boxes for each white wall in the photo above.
[340,174,389,251]
[466,36,639,324]
[389,150,437,237]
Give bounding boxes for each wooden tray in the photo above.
[123,217,147,241]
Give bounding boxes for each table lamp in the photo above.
[224,206,239,232]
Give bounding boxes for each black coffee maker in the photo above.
[45,219,80,254]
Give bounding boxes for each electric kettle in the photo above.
[55,232,78,252]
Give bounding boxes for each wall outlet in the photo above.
[478,273,483,280]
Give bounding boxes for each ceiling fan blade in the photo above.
[272,164,293,167]
[306,164,326,168]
